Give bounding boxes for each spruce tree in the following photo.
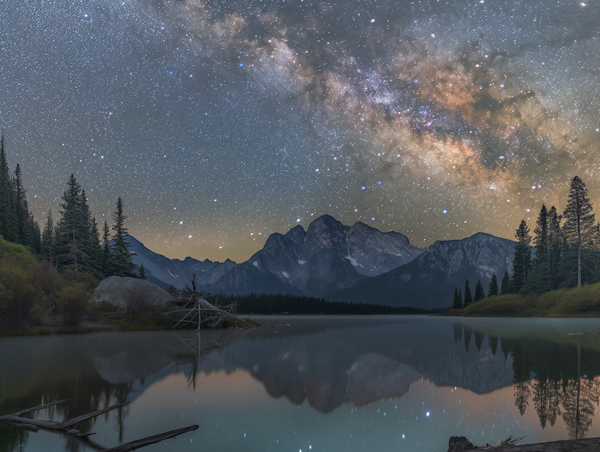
[463,279,473,307]
[501,270,510,294]
[488,273,499,297]
[138,263,147,280]
[473,280,485,302]
[548,206,562,289]
[55,174,84,271]
[561,176,597,287]
[510,220,532,293]
[523,205,552,294]
[107,197,137,277]
[13,164,34,248]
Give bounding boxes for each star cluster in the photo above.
[1,0,600,261]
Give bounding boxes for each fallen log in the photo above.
[0,399,129,437]
[100,425,199,452]
[448,435,600,451]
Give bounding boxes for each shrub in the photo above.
[57,284,91,326]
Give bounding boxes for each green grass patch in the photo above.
[449,283,600,317]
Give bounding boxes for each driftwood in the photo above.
[0,399,128,437]
[0,399,198,451]
[100,425,199,452]
[168,273,258,330]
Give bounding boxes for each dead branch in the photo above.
[100,425,198,452]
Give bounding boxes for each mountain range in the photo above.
[127,215,515,309]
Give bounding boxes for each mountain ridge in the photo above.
[125,215,515,309]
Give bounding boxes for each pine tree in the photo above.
[510,220,532,293]
[458,289,462,306]
[488,273,499,297]
[0,134,18,242]
[473,280,485,302]
[463,279,473,307]
[501,270,510,294]
[561,176,597,287]
[452,287,462,309]
[548,206,563,289]
[41,211,55,265]
[138,263,147,280]
[107,197,137,277]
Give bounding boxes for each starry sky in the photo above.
[1,0,600,262]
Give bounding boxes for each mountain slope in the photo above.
[329,232,515,309]
[210,215,424,296]
[125,236,237,290]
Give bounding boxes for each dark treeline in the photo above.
[453,175,600,309]
[212,292,440,315]
[0,136,41,253]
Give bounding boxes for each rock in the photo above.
[448,436,475,452]
[89,276,173,309]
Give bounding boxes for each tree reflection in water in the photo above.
[454,323,600,440]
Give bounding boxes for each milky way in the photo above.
[1,0,600,261]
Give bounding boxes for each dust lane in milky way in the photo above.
[1,0,599,261]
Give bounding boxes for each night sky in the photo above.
[1,0,599,262]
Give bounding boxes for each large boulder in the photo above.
[90,276,173,309]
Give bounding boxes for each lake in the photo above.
[1,316,600,451]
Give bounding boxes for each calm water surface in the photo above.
[2,316,600,452]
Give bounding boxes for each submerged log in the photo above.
[1,400,198,451]
[100,425,198,452]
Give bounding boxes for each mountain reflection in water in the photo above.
[1,316,600,451]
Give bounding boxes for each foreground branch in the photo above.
[100,425,199,452]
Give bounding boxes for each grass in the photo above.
[448,282,600,317]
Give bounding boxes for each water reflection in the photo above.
[1,317,600,451]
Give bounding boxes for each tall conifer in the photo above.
[107,197,137,277]
[0,136,18,242]
[548,206,562,289]
[55,174,84,271]
[41,211,55,265]
[102,220,112,277]
[561,176,597,287]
